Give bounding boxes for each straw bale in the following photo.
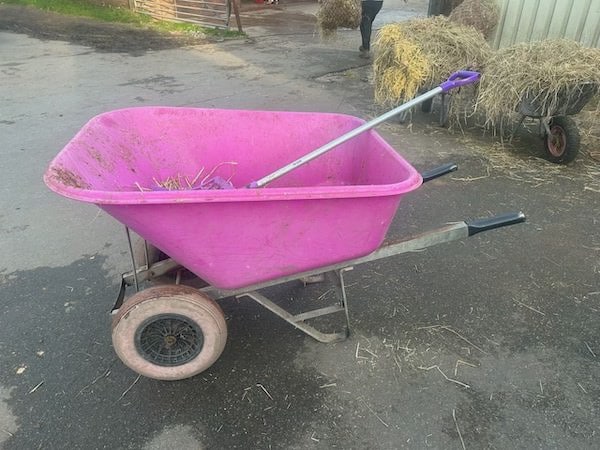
[373,16,491,106]
[574,99,600,160]
[317,0,361,38]
[373,26,430,105]
[476,39,600,129]
[449,0,499,38]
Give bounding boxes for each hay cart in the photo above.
[44,75,526,380]
[512,83,597,164]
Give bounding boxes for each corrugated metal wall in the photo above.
[492,0,600,48]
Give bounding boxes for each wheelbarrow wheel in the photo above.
[112,285,227,381]
[544,116,580,164]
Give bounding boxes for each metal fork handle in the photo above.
[248,70,481,189]
[247,86,444,188]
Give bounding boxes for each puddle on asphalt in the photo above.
[0,386,19,445]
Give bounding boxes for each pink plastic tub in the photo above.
[45,107,422,289]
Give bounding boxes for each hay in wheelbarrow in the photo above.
[476,39,600,130]
[448,0,500,39]
[316,0,361,38]
[373,16,491,106]
[573,98,600,161]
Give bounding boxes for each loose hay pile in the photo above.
[476,39,600,130]
[316,0,361,38]
[373,16,491,106]
[448,0,500,38]
[574,99,600,161]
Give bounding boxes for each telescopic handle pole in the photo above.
[248,71,481,189]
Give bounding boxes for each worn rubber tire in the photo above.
[544,116,580,164]
[112,285,227,381]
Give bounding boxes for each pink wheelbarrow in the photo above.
[45,72,525,380]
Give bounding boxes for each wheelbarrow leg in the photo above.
[124,226,140,292]
[237,268,353,343]
[325,268,353,338]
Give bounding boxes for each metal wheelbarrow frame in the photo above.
[112,165,525,381]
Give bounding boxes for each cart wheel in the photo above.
[544,116,580,164]
[112,285,227,381]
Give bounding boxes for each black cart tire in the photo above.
[544,116,580,164]
[112,285,227,381]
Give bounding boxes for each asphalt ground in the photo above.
[1,2,599,449]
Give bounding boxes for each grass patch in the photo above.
[201,26,245,39]
[1,0,245,37]
[2,0,152,24]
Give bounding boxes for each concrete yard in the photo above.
[1,1,599,448]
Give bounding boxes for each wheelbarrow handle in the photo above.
[466,212,526,236]
[421,163,458,183]
[440,71,481,93]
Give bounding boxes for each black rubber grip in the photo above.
[467,212,526,236]
[421,163,458,183]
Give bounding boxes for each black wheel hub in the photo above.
[135,314,204,366]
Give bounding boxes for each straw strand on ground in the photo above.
[453,409,467,450]
[419,365,471,389]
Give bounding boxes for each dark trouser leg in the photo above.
[360,1,383,51]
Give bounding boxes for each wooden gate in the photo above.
[134,0,232,28]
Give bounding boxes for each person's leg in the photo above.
[359,3,371,51]
[359,1,383,53]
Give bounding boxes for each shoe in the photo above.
[359,46,371,59]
